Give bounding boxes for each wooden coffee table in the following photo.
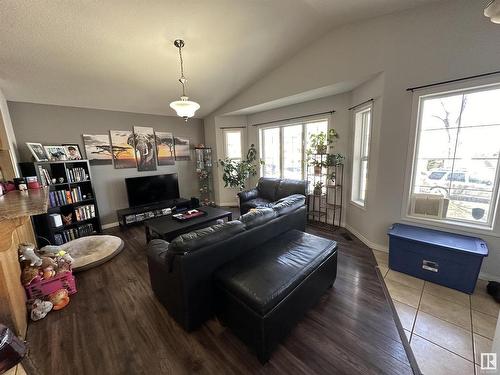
[144,206,233,243]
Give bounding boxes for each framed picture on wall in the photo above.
[110,130,136,169]
[174,136,191,161]
[155,131,175,166]
[62,144,83,160]
[43,145,68,161]
[82,134,113,165]
[26,142,49,161]
[133,126,157,171]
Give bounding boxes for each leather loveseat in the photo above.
[238,177,307,215]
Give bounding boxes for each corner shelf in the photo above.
[306,153,344,229]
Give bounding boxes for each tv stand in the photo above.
[117,198,191,227]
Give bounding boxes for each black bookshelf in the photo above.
[19,160,102,246]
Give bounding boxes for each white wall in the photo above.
[0,88,19,176]
[344,74,386,249]
[205,0,500,279]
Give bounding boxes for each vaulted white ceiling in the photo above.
[0,0,443,117]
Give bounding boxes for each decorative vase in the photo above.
[314,165,322,176]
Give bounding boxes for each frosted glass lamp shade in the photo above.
[169,96,200,120]
[485,0,500,23]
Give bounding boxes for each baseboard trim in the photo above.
[479,272,500,283]
[102,222,119,229]
[344,224,388,252]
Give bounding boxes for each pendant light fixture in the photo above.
[169,39,200,121]
[485,0,500,23]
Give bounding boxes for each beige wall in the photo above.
[0,88,19,177]
[204,0,500,280]
[9,102,204,225]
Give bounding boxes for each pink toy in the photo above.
[24,271,76,300]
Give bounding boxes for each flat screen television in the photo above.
[125,173,180,208]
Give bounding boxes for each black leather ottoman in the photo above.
[214,230,338,363]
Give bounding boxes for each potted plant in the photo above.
[309,129,339,154]
[312,160,323,176]
[219,144,264,191]
[326,153,345,183]
[313,181,324,196]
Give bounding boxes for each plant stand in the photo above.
[306,153,343,229]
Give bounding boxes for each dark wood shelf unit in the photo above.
[19,159,102,246]
[306,153,344,229]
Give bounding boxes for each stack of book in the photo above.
[49,186,84,208]
[37,166,52,186]
[67,167,87,182]
[54,223,95,245]
[74,204,95,221]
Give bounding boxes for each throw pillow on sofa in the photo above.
[239,208,277,229]
[169,221,245,254]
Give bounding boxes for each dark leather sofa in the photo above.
[238,177,307,215]
[147,195,307,331]
[147,194,338,362]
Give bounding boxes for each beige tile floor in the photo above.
[373,249,500,375]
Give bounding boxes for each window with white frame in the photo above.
[408,84,500,228]
[351,106,372,207]
[223,129,242,161]
[259,119,328,180]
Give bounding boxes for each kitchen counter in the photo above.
[0,188,49,221]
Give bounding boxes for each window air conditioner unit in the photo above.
[410,193,449,219]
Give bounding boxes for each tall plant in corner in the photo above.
[219,144,264,191]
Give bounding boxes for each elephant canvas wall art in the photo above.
[82,134,113,165]
[132,126,157,171]
[110,130,136,169]
[155,131,175,166]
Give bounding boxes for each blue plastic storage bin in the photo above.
[387,223,488,294]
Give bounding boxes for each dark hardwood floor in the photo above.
[26,221,414,375]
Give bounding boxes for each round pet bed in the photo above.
[60,235,124,272]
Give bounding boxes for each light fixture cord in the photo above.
[178,45,186,97]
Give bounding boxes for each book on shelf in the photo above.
[74,204,95,221]
[54,223,95,245]
[38,166,52,186]
[49,186,84,208]
[67,167,87,183]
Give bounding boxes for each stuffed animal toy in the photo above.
[59,251,74,265]
[30,299,53,321]
[21,266,40,286]
[18,243,42,267]
[41,256,57,269]
[40,246,74,265]
[49,289,70,310]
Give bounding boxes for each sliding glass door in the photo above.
[283,125,303,179]
[260,119,328,180]
[261,128,281,177]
